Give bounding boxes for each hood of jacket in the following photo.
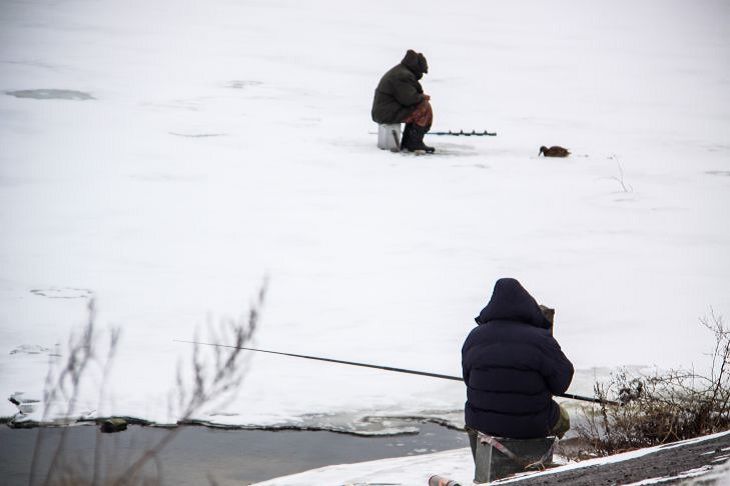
[401,49,427,79]
[475,278,551,329]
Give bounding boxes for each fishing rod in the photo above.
[174,340,620,406]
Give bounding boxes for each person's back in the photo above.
[462,278,574,439]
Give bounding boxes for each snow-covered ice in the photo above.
[1,0,729,432]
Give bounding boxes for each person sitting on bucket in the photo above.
[371,49,435,153]
[462,278,574,464]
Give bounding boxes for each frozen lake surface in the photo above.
[1,0,729,432]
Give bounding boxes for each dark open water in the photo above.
[0,422,468,485]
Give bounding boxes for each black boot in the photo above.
[400,123,412,151]
[402,123,435,153]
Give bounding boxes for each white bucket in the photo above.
[377,123,401,151]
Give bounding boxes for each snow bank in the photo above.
[251,430,730,485]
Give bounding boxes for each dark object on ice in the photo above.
[428,474,461,486]
[6,89,94,100]
[101,418,128,433]
[462,278,575,439]
[429,130,497,136]
[539,145,570,157]
[472,433,557,482]
[8,393,40,415]
[401,123,435,153]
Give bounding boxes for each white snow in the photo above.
[620,466,715,485]
[1,0,729,434]
[685,461,730,486]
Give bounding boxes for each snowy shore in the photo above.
[251,430,730,486]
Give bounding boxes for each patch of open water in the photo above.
[0,421,468,485]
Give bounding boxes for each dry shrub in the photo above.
[577,310,730,456]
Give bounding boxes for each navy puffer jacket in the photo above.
[462,278,574,439]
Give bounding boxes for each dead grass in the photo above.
[574,310,730,458]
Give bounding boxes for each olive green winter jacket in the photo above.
[371,50,428,124]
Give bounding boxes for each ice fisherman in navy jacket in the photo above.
[462,278,574,453]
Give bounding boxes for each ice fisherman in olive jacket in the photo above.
[371,49,435,153]
[462,278,574,443]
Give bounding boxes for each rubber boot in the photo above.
[402,123,435,153]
